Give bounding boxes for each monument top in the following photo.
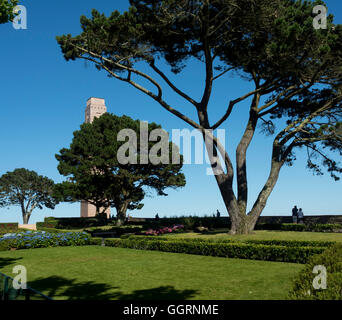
[87,97,105,105]
[85,97,107,123]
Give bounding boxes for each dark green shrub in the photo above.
[288,244,342,300]
[89,237,103,246]
[104,238,325,263]
[281,223,307,232]
[122,235,334,248]
[244,239,336,248]
[254,223,283,231]
[307,224,342,233]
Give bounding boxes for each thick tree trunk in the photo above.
[21,202,30,224]
[198,106,284,235]
[115,201,130,227]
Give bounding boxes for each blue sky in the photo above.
[0,0,341,224]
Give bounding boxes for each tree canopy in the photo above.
[0,168,58,224]
[0,0,18,24]
[57,0,342,233]
[55,113,186,225]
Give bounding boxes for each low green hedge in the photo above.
[121,235,335,248]
[281,223,342,232]
[104,238,325,264]
[288,244,342,299]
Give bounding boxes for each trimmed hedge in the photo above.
[121,235,335,248]
[104,238,325,263]
[281,223,342,233]
[288,244,342,300]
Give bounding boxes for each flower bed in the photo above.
[0,231,91,250]
[143,224,184,236]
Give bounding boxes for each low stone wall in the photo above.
[18,224,37,231]
[128,215,342,225]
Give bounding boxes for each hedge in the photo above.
[104,238,326,264]
[281,223,342,232]
[288,244,342,299]
[121,235,335,248]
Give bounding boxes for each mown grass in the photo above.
[163,229,342,242]
[0,246,302,300]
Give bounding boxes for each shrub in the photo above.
[0,223,19,234]
[104,238,325,263]
[122,235,334,248]
[288,244,342,300]
[89,237,103,246]
[281,223,307,232]
[244,239,336,248]
[143,225,184,236]
[0,231,91,250]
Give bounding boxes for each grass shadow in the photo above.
[28,276,199,300]
[0,257,22,269]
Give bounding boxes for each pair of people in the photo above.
[292,205,304,224]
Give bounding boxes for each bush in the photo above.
[122,235,334,248]
[37,216,110,230]
[0,231,91,250]
[281,223,307,232]
[288,244,342,300]
[104,238,325,263]
[244,239,336,248]
[0,223,19,234]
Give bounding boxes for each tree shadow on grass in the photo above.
[28,276,198,300]
[114,286,198,300]
[0,257,22,269]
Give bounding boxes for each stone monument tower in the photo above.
[80,97,111,218]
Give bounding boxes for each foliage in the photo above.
[37,216,109,230]
[104,238,326,263]
[0,168,58,224]
[0,231,91,250]
[55,113,186,225]
[0,223,18,234]
[122,234,335,248]
[143,224,184,236]
[281,223,342,232]
[56,0,342,234]
[288,244,342,300]
[0,0,18,24]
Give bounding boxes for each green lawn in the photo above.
[0,246,302,300]
[163,229,342,242]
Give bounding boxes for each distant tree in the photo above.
[57,0,342,234]
[0,168,58,224]
[0,0,18,24]
[55,113,186,226]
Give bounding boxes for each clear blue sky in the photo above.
[0,0,341,224]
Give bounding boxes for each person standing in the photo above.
[298,208,304,224]
[292,206,298,224]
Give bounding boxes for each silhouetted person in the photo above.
[216,210,221,218]
[155,213,160,221]
[298,208,304,224]
[292,205,298,224]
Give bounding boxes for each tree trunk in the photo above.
[115,201,129,226]
[21,202,30,224]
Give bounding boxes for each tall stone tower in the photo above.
[80,97,111,218]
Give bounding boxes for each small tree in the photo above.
[0,168,58,224]
[0,0,18,24]
[55,113,186,226]
[57,0,342,234]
